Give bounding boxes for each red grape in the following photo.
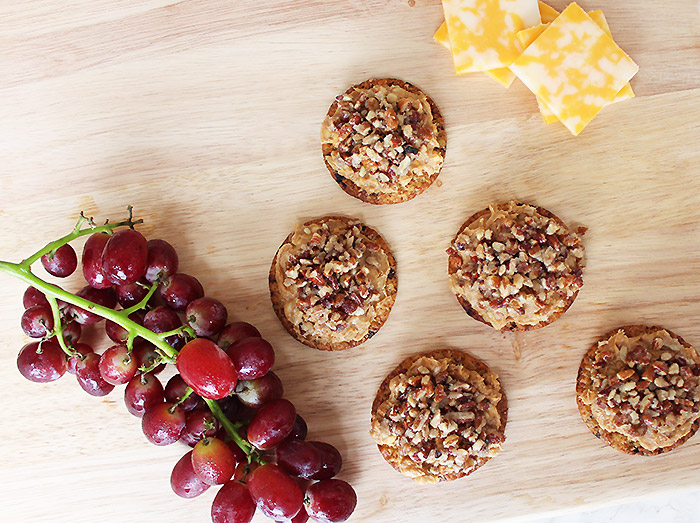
[177,339,237,400]
[23,286,50,309]
[217,396,243,421]
[21,305,54,338]
[41,244,78,278]
[17,340,66,383]
[247,464,303,521]
[105,310,144,344]
[217,322,261,350]
[57,320,82,346]
[211,481,256,523]
[171,450,210,499]
[101,229,148,285]
[275,440,341,480]
[226,337,275,380]
[145,239,179,283]
[235,372,283,409]
[76,352,115,396]
[82,232,112,289]
[180,409,219,446]
[144,305,182,333]
[141,402,186,445]
[247,399,296,451]
[66,342,94,374]
[115,279,150,308]
[160,273,204,312]
[186,297,228,337]
[304,480,356,523]
[191,437,237,485]
[98,344,138,385]
[164,375,202,412]
[306,442,342,480]
[124,372,164,417]
[133,340,165,374]
[285,415,308,442]
[71,285,117,325]
[290,510,310,523]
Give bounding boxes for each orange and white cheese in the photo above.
[509,3,639,135]
[516,9,635,125]
[441,0,541,74]
[433,21,516,88]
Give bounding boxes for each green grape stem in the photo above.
[0,210,260,466]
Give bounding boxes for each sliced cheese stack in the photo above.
[434,1,639,135]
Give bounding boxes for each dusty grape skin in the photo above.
[105,311,144,344]
[82,232,112,289]
[71,286,117,325]
[164,375,202,412]
[17,340,66,383]
[21,305,54,338]
[141,402,186,446]
[57,320,82,345]
[247,464,304,521]
[191,437,237,485]
[171,450,210,499]
[124,372,164,417]
[176,339,238,400]
[145,239,179,283]
[23,286,50,309]
[101,229,149,285]
[41,244,78,278]
[247,399,296,451]
[186,297,228,337]
[65,343,94,375]
[275,439,321,479]
[98,344,138,385]
[160,273,204,312]
[211,481,256,523]
[133,341,166,375]
[304,480,357,523]
[226,337,275,380]
[76,352,115,396]
[115,279,150,308]
[180,409,219,446]
[217,322,261,350]
[234,372,283,408]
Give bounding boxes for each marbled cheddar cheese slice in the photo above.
[434,21,516,88]
[509,3,638,135]
[441,0,541,74]
[538,0,559,23]
[516,10,636,125]
[587,10,635,103]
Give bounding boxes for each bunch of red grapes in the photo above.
[14,221,357,523]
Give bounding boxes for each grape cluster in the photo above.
[12,214,357,523]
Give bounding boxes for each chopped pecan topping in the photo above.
[448,202,585,330]
[321,81,443,197]
[274,218,393,344]
[587,329,700,451]
[370,355,504,479]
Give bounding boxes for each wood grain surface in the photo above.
[1,1,699,522]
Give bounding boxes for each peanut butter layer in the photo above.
[370,350,506,483]
[321,78,445,204]
[579,328,700,453]
[448,201,585,330]
[271,216,396,350]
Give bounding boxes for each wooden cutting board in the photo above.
[1,1,699,521]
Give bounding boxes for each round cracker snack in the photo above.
[370,349,507,483]
[447,201,585,331]
[321,78,446,204]
[577,325,700,455]
[269,216,397,351]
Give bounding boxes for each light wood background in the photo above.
[1,1,699,521]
